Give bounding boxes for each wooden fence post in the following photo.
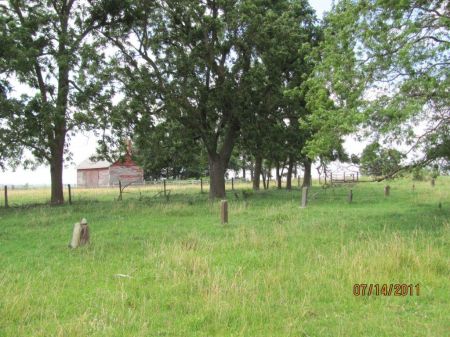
[118,181,122,201]
[412,184,415,191]
[4,185,8,208]
[200,178,203,193]
[356,172,359,181]
[330,172,333,184]
[232,178,234,190]
[298,176,300,188]
[301,186,308,208]
[431,178,435,187]
[68,184,72,205]
[163,180,167,196]
[220,200,228,224]
[348,189,353,203]
[384,185,390,197]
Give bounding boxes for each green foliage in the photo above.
[0,0,118,202]
[430,164,440,180]
[303,0,449,167]
[134,120,208,180]
[360,142,404,177]
[238,0,318,165]
[412,167,426,181]
[96,0,322,196]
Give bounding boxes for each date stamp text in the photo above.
[353,283,420,296]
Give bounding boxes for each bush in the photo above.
[360,142,404,177]
[412,167,426,181]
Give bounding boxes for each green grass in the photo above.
[0,178,449,336]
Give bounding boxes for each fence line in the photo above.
[1,178,446,208]
[0,178,252,207]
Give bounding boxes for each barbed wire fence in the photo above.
[0,178,253,208]
[0,177,447,209]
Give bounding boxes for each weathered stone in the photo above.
[69,222,82,248]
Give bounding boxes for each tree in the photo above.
[0,0,118,204]
[360,142,404,177]
[134,120,208,180]
[304,0,449,173]
[237,0,318,191]
[101,0,250,198]
[104,0,319,199]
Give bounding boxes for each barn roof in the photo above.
[77,158,111,170]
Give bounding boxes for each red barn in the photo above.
[77,155,144,187]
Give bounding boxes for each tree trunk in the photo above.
[253,154,262,190]
[50,151,64,205]
[276,163,282,189]
[208,156,226,199]
[302,158,312,187]
[266,165,271,189]
[286,157,294,190]
[204,120,239,199]
[50,27,70,205]
[261,169,267,189]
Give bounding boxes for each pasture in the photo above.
[0,178,449,336]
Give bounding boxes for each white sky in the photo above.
[1,0,355,186]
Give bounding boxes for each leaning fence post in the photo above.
[220,200,228,224]
[348,189,353,203]
[68,184,72,205]
[118,181,122,201]
[4,185,8,208]
[301,186,308,208]
[384,185,390,197]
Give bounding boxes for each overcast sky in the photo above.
[1,0,360,186]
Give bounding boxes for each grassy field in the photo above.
[0,178,449,336]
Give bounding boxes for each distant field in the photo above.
[0,179,247,205]
[0,178,449,336]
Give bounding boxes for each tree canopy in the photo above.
[304,0,449,172]
[0,0,119,203]
[101,0,319,198]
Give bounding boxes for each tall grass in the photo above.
[0,178,448,336]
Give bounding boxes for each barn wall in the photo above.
[109,157,144,185]
[77,171,86,186]
[98,169,109,186]
[77,168,109,187]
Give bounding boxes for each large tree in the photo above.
[104,0,319,199]
[304,0,449,171]
[0,0,117,204]
[222,0,317,191]
[102,0,250,198]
